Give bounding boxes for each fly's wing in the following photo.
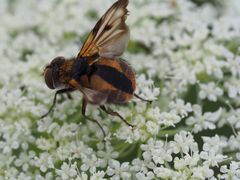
[69,80,108,105]
[83,88,109,105]
[77,0,129,65]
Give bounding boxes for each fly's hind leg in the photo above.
[41,88,73,119]
[100,105,135,128]
[82,99,106,138]
[134,93,153,103]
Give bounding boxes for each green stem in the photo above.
[114,141,130,151]
[157,126,193,137]
[219,152,238,165]
[164,161,171,169]
[118,143,137,159]
[137,143,143,159]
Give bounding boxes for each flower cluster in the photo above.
[0,0,240,179]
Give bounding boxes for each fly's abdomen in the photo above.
[89,58,136,104]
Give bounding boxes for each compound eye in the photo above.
[44,68,55,89]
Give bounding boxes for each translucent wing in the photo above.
[83,88,109,105]
[69,79,108,105]
[78,0,129,64]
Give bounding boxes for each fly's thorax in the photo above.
[58,58,76,85]
[71,57,89,80]
[57,58,90,86]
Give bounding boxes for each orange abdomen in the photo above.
[89,58,136,104]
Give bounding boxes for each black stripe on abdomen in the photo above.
[94,64,133,94]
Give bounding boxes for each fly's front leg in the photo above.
[41,88,73,119]
[67,93,73,100]
[81,99,106,139]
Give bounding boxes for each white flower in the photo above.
[14,151,36,172]
[228,133,240,151]
[191,165,214,179]
[56,144,72,161]
[202,135,227,153]
[36,137,55,151]
[158,112,181,127]
[76,172,88,180]
[107,160,131,180]
[141,138,172,167]
[226,109,240,128]
[169,131,198,154]
[186,105,222,133]
[115,126,143,143]
[226,56,240,77]
[90,171,106,180]
[135,171,155,180]
[153,166,173,179]
[37,117,56,133]
[4,167,19,179]
[131,158,153,176]
[203,56,225,79]
[200,149,228,167]
[174,153,200,170]
[16,172,32,180]
[53,123,79,141]
[35,172,53,180]
[203,40,232,58]
[236,153,240,161]
[146,107,161,120]
[131,158,146,171]
[146,121,159,135]
[56,162,78,180]
[81,154,100,173]
[97,143,119,168]
[219,161,240,179]
[0,153,15,173]
[70,141,93,159]
[199,82,223,102]
[224,78,240,98]
[34,152,54,173]
[135,74,160,100]
[169,99,192,117]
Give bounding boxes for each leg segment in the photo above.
[41,88,73,119]
[134,93,152,103]
[81,99,106,138]
[100,105,135,128]
[67,93,73,100]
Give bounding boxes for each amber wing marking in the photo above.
[77,0,129,64]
